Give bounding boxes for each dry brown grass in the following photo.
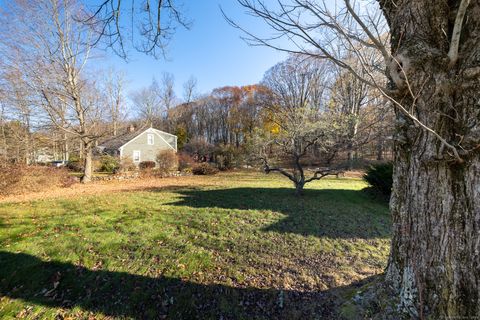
[0,174,219,204]
[343,170,365,178]
[0,165,75,197]
[0,169,365,204]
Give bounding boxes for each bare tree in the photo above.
[228,0,480,317]
[255,57,347,195]
[83,0,191,59]
[329,62,386,168]
[160,72,177,112]
[0,0,108,183]
[182,75,198,104]
[0,70,36,165]
[131,78,163,125]
[104,68,127,136]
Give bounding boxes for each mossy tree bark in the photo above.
[380,0,480,317]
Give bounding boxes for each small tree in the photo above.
[254,111,347,196]
[254,57,348,196]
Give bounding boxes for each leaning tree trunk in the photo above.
[381,0,480,317]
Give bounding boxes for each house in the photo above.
[98,126,177,166]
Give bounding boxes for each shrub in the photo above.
[183,138,214,162]
[363,162,393,197]
[177,152,194,171]
[139,161,156,170]
[192,162,219,175]
[66,160,84,172]
[119,157,136,172]
[66,155,82,171]
[156,150,178,174]
[99,155,120,173]
[213,145,237,170]
[0,165,75,196]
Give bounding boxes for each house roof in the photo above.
[99,130,142,150]
[99,127,176,151]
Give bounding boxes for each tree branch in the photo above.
[448,0,471,68]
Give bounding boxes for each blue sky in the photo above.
[102,1,289,98]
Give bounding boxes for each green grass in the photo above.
[0,171,390,319]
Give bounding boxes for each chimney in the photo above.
[129,124,135,132]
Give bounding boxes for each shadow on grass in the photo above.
[0,251,381,319]
[165,187,390,240]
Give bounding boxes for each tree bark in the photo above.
[81,141,93,183]
[376,137,384,161]
[380,0,480,317]
[294,180,305,196]
[63,132,69,162]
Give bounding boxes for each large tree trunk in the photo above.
[381,0,480,317]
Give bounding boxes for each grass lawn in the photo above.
[0,171,391,319]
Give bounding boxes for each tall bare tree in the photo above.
[131,78,163,126]
[182,75,198,104]
[330,63,386,167]
[228,0,480,317]
[104,68,127,136]
[160,72,177,130]
[0,0,108,183]
[0,70,36,165]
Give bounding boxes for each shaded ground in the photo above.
[0,171,391,319]
[1,251,386,319]
[166,187,389,239]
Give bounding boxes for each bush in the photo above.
[213,145,237,170]
[119,157,136,172]
[192,162,219,175]
[66,160,84,172]
[156,150,178,174]
[66,155,82,172]
[0,165,75,196]
[139,161,156,170]
[363,162,393,197]
[183,138,214,162]
[99,155,120,173]
[177,152,195,171]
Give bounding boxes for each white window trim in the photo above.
[133,150,141,162]
[147,134,154,145]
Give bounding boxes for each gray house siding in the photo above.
[119,128,177,165]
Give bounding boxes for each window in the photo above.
[147,134,154,145]
[133,150,141,162]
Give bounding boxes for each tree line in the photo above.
[0,1,393,187]
[0,0,392,186]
